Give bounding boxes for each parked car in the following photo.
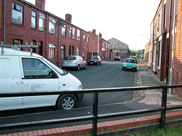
[0,48,84,111]
[122,58,137,71]
[130,56,138,63]
[87,56,102,65]
[114,56,121,61]
[62,56,87,71]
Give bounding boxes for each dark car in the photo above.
[88,56,102,65]
[114,56,121,61]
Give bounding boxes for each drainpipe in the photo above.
[166,0,174,85]
[57,23,60,66]
[169,0,177,93]
[45,13,48,58]
[3,0,6,43]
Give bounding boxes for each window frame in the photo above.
[39,13,45,31]
[72,27,75,39]
[77,29,80,40]
[69,26,72,38]
[61,23,67,37]
[22,58,58,79]
[31,11,37,29]
[12,2,24,25]
[49,18,56,34]
[48,44,55,59]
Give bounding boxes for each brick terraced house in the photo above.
[147,0,182,97]
[0,0,110,66]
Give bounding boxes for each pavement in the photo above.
[136,60,182,106]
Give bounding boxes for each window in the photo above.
[12,39,23,45]
[69,26,72,38]
[157,14,160,31]
[77,29,80,40]
[61,24,66,37]
[39,13,45,31]
[12,2,23,25]
[48,44,55,59]
[61,45,66,59]
[31,11,36,28]
[83,33,86,42]
[22,58,57,79]
[163,4,166,28]
[49,18,56,34]
[72,27,75,39]
[87,35,89,42]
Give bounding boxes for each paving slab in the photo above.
[137,60,182,106]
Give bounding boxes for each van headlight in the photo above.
[78,84,82,89]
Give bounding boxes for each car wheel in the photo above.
[77,65,80,71]
[122,67,125,71]
[57,95,77,110]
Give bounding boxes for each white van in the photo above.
[0,48,83,111]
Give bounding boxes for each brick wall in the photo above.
[0,0,3,42]
[88,30,99,55]
[1,112,182,136]
[3,0,89,66]
[173,0,182,97]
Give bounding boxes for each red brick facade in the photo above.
[148,0,182,97]
[173,0,182,96]
[0,0,110,66]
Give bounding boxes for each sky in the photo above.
[27,0,160,50]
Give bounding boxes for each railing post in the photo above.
[160,86,167,128]
[93,92,98,136]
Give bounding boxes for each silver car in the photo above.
[62,56,87,71]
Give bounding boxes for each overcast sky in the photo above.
[27,0,160,50]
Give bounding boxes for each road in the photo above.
[70,61,135,107]
[0,61,156,134]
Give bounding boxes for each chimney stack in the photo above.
[92,29,96,35]
[35,0,45,10]
[65,14,72,23]
[99,33,102,38]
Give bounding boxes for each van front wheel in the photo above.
[57,95,77,110]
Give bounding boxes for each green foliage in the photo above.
[133,127,182,136]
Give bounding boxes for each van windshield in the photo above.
[41,57,67,75]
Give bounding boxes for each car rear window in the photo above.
[65,56,76,60]
[91,56,98,59]
[125,59,136,63]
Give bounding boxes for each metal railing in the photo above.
[0,85,182,136]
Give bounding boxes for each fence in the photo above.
[0,85,182,136]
